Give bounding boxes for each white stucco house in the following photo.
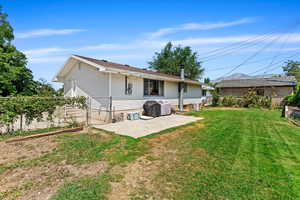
[53,55,209,111]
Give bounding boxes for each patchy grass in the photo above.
[0,129,148,200]
[2,109,300,200]
[51,174,111,200]
[55,132,148,166]
[0,126,64,141]
[0,131,148,174]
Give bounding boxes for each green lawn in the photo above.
[156,109,300,200]
[1,108,300,200]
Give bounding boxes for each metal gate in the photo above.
[86,96,112,125]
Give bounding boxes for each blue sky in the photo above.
[2,0,300,88]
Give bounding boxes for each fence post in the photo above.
[20,114,23,132]
[86,97,88,126]
[109,96,113,123]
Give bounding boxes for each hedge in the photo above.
[0,96,87,133]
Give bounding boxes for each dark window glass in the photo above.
[178,83,187,93]
[144,79,164,96]
[256,89,264,96]
[202,90,207,96]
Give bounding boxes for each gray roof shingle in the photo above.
[216,76,297,88]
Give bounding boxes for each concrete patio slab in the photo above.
[93,114,203,138]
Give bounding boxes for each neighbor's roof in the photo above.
[53,55,202,85]
[216,76,297,88]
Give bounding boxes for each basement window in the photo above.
[144,79,164,96]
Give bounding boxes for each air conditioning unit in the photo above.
[127,112,140,120]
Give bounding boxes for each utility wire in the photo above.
[201,33,278,62]
[220,35,285,77]
[248,52,300,75]
[205,50,300,72]
[200,20,300,62]
[217,20,300,77]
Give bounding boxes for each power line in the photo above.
[200,20,300,62]
[216,20,300,77]
[248,52,300,75]
[262,29,295,75]
[220,34,285,77]
[201,33,278,62]
[205,50,300,72]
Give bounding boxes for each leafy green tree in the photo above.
[204,77,210,84]
[148,42,204,80]
[56,86,64,96]
[282,60,300,82]
[35,79,59,96]
[0,7,36,96]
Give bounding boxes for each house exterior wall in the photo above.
[219,86,294,98]
[64,62,109,97]
[110,73,144,100]
[63,62,205,110]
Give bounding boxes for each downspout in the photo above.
[179,65,184,111]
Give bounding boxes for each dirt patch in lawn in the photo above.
[0,136,57,165]
[0,131,108,200]
[0,160,107,200]
[107,121,206,200]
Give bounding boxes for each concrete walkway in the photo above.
[93,114,203,138]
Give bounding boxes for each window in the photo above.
[144,79,164,96]
[178,83,187,93]
[202,90,207,96]
[256,89,264,96]
[125,76,133,95]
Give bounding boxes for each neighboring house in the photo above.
[216,76,297,104]
[53,55,206,110]
[201,84,214,97]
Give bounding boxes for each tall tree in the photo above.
[148,42,204,80]
[282,60,300,82]
[0,7,36,96]
[35,79,59,96]
[204,77,210,84]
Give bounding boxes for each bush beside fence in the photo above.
[0,96,87,133]
[212,89,272,109]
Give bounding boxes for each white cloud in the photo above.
[23,33,300,64]
[23,47,68,57]
[147,17,255,38]
[28,56,67,63]
[78,43,135,51]
[16,29,86,39]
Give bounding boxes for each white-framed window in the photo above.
[125,76,133,95]
[178,83,188,93]
[143,79,164,96]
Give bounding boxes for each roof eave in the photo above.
[52,55,107,83]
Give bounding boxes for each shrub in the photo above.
[283,82,300,107]
[212,89,272,109]
[212,89,220,107]
[222,96,237,107]
[0,96,87,133]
